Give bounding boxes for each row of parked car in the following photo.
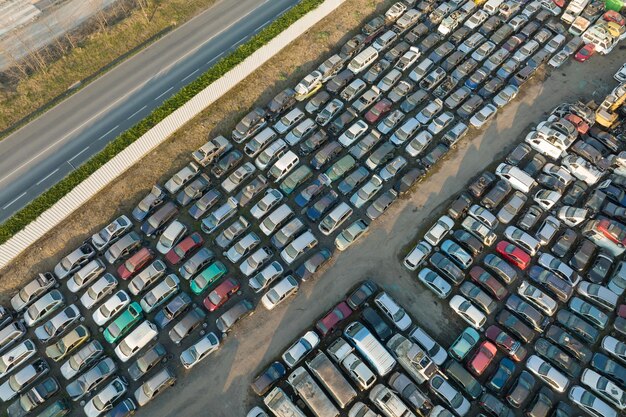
[3,0,626,415]
[401,97,626,417]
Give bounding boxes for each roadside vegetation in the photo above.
[0,0,219,134]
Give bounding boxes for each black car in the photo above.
[506,143,532,166]
[296,248,332,282]
[479,16,503,37]
[551,229,578,258]
[361,307,393,341]
[534,338,581,377]
[506,371,535,409]
[104,399,137,417]
[329,108,358,135]
[429,252,464,285]
[591,353,626,386]
[469,171,497,198]
[457,94,484,119]
[421,143,449,169]
[211,149,243,178]
[479,392,515,417]
[404,22,429,44]
[523,154,547,177]
[346,280,378,309]
[453,230,484,257]
[444,360,484,400]
[481,179,512,210]
[393,168,425,194]
[448,193,472,220]
[518,205,544,231]
[495,310,535,343]
[561,181,588,206]
[267,88,296,119]
[587,251,614,283]
[526,387,554,417]
[545,325,592,363]
[505,295,549,332]
[569,239,596,272]
[251,361,286,396]
[449,26,471,46]
[556,310,599,344]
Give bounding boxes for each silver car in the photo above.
[91,215,133,252]
[10,273,56,312]
[66,357,117,401]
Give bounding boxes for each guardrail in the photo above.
[0,0,345,269]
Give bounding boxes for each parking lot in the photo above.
[1,0,626,416]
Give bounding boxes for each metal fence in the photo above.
[0,0,346,269]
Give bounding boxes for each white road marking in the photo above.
[181,69,199,82]
[97,124,119,141]
[69,146,90,162]
[127,106,147,120]
[2,192,27,210]
[154,87,174,101]
[36,168,60,185]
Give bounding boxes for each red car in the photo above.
[469,266,508,300]
[619,304,626,318]
[565,114,589,134]
[165,232,204,265]
[604,10,626,26]
[315,301,353,336]
[496,241,530,270]
[596,218,626,247]
[203,277,240,312]
[468,340,497,376]
[553,0,565,7]
[364,99,392,123]
[117,247,154,280]
[485,325,528,362]
[574,43,595,62]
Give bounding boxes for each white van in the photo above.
[269,151,299,181]
[255,138,287,171]
[201,197,238,234]
[244,127,277,157]
[260,204,294,236]
[319,202,353,236]
[372,30,398,52]
[114,321,158,362]
[495,163,537,193]
[280,231,318,264]
[484,0,505,14]
[344,322,396,376]
[348,46,379,74]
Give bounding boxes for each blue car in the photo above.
[153,292,192,329]
[486,358,515,393]
[306,190,339,221]
[294,179,326,208]
[104,399,137,417]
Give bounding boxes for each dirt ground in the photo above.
[0,0,394,301]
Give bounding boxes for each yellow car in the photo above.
[294,71,323,101]
[45,325,90,361]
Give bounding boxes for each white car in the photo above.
[557,206,588,227]
[92,290,130,326]
[83,377,128,417]
[91,215,132,251]
[538,252,580,286]
[580,368,625,410]
[403,241,433,271]
[469,104,497,129]
[504,225,540,256]
[543,163,573,186]
[140,274,179,313]
[526,355,569,393]
[34,305,81,342]
[568,385,618,417]
[179,332,220,369]
[533,189,561,210]
[427,111,455,135]
[339,120,369,147]
[250,189,283,219]
[496,163,536,193]
[156,220,187,254]
[275,108,304,133]
[615,63,626,83]
[342,353,376,390]
[226,232,260,264]
[409,326,448,366]
[449,295,486,329]
[394,47,421,72]
[221,162,256,193]
[248,261,284,293]
[281,330,320,368]
[493,85,519,108]
[468,204,499,229]
[577,282,618,311]
[261,275,299,310]
[517,281,558,316]
[429,374,470,416]
[601,335,626,363]
[465,10,488,28]
[373,292,412,331]
[405,131,433,157]
[294,71,322,101]
[164,163,199,194]
[562,155,604,185]
[424,215,454,246]
[80,274,118,309]
[379,156,407,182]
[525,132,564,160]
[0,340,36,380]
[239,246,273,277]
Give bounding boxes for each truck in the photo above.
[287,367,340,417]
[263,387,307,417]
[306,351,357,409]
[562,0,590,24]
[595,83,626,129]
[191,135,231,167]
[386,334,438,384]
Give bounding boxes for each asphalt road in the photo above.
[0,0,300,223]
[134,49,624,417]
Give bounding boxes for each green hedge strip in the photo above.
[0,0,325,244]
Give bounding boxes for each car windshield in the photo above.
[60,257,73,270]
[285,245,299,260]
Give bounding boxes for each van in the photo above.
[134,367,176,406]
[390,118,420,146]
[484,0,505,15]
[344,322,396,376]
[200,197,238,234]
[104,231,141,264]
[141,202,178,237]
[372,30,398,51]
[409,58,434,82]
[0,321,26,354]
[244,128,277,157]
[67,259,106,293]
[306,351,357,409]
[280,231,318,265]
[348,46,379,74]
[319,202,353,235]
[255,138,287,171]
[269,151,299,181]
[496,163,537,193]
[260,204,294,236]
[114,320,158,362]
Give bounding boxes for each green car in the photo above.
[103,302,143,344]
[190,261,227,295]
[449,327,480,361]
[324,155,356,183]
[280,165,312,195]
